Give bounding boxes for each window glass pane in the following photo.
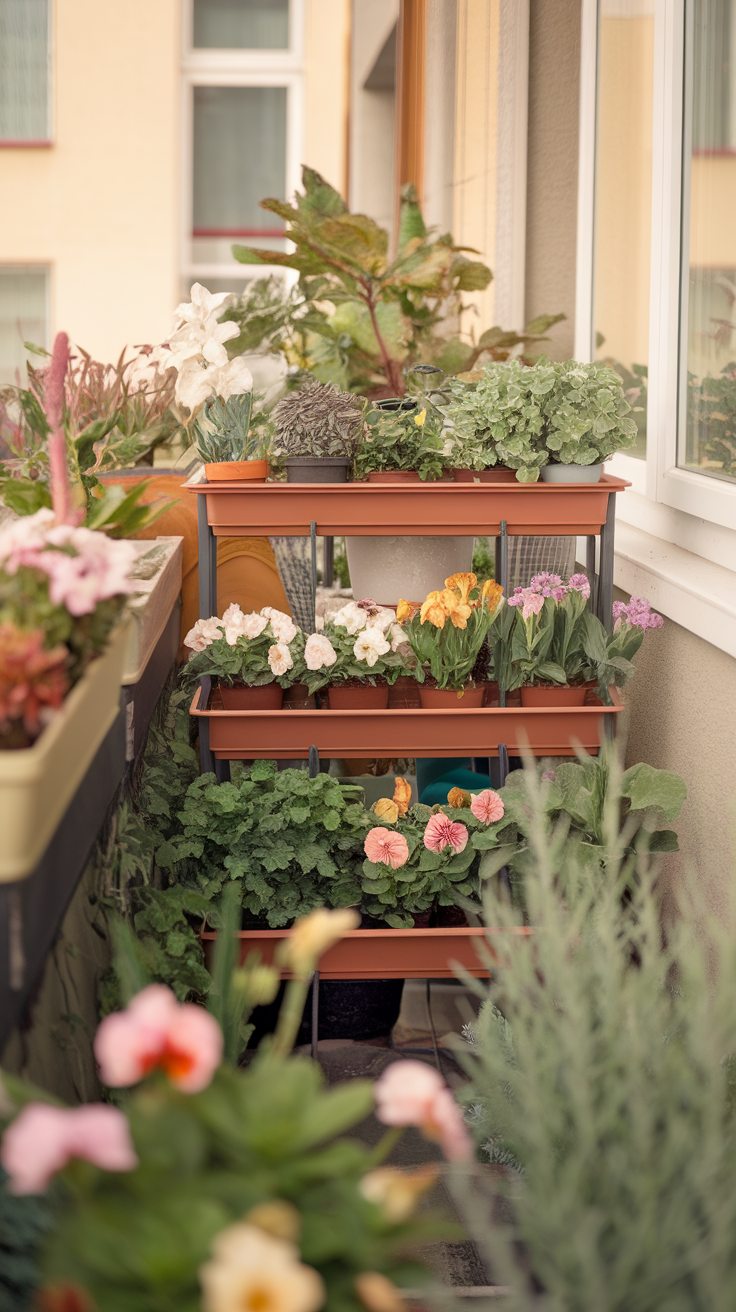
[680,0,736,483]
[0,269,47,385]
[193,0,289,49]
[593,0,654,459]
[192,86,287,265]
[0,0,49,140]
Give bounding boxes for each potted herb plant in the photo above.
[193,392,269,482]
[300,600,409,709]
[397,574,504,707]
[184,604,305,709]
[271,380,364,482]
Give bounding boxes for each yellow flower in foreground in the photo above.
[441,589,472,630]
[200,1222,324,1312]
[444,572,477,605]
[360,1165,439,1222]
[395,598,418,624]
[355,1273,406,1312]
[245,1200,301,1243]
[392,776,412,816]
[481,578,504,611]
[447,787,472,809]
[281,907,360,975]
[372,797,400,824]
[419,591,447,628]
[413,408,427,427]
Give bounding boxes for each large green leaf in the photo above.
[330,299,408,360]
[622,763,687,822]
[397,183,427,251]
[452,255,493,292]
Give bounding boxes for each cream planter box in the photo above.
[0,621,131,883]
[123,537,183,684]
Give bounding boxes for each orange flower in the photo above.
[396,598,418,623]
[447,787,471,809]
[419,591,448,628]
[441,589,472,629]
[481,579,504,611]
[392,776,412,815]
[372,797,399,824]
[445,572,477,604]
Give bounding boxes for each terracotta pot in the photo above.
[204,458,268,482]
[451,468,475,482]
[388,675,422,709]
[282,682,316,710]
[327,682,390,710]
[418,684,486,709]
[520,683,591,708]
[477,467,519,483]
[367,470,422,483]
[218,682,284,710]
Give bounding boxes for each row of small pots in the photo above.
[203,459,603,486]
[217,678,595,712]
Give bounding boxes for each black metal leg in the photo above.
[198,494,217,619]
[495,519,509,596]
[308,745,319,778]
[598,493,616,632]
[197,677,216,775]
[311,969,320,1060]
[586,535,598,614]
[310,520,317,632]
[323,536,334,587]
[215,758,231,784]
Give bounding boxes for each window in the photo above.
[0,268,48,385]
[182,0,303,296]
[0,0,50,143]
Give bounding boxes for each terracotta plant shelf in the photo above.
[189,474,630,538]
[201,924,534,980]
[190,686,623,759]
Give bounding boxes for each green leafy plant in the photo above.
[271,380,365,464]
[193,392,264,466]
[184,610,306,689]
[353,398,450,480]
[302,604,410,694]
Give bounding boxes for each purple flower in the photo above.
[613,596,663,630]
[507,593,524,608]
[529,572,563,596]
[550,586,567,601]
[541,769,556,782]
[567,573,592,599]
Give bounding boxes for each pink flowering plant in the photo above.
[302,599,411,694]
[184,603,307,689]
[0,904,459,1312]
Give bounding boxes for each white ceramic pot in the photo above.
[539,463,603,484]
[345,535,475,606]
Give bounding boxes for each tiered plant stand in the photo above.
[189,476,628,1049]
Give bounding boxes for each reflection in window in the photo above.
[681,0,736,482]
[0,0,49,141]
[593,0,654,459]
[0,269,47,385]
[192,85,287,265]
[193,0,289,50]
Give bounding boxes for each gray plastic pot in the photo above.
[540,462,603,483]
[285,456,352,483]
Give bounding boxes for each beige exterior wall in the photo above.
[304,0,351,197]
[0,0,181,362]
[348,0,398,232]
[453,0,500,331]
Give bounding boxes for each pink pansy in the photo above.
[423,813,468,855]
[260,607,298,643]
[1,1102,137,1195]
[469,789,505,825]
[374,1060,472,1161]
[94,984,222,1093]
[364,828,410,869]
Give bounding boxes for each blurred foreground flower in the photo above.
[200,1222,324,1312]
[1,1103,137,1195]
[355,1272,406,1312]
[360,1165,439,1222]
[0,624,68,743]
[94,983,222,1092]
[374,1061,472,1161]
[281,907,360,975]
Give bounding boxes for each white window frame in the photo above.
[181,0,304,291]
[577,0,736,658]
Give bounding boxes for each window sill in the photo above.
[0,140,53,148]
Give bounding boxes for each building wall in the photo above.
[524,0,581,359]
[453,0,500,331]
[304,0,351,197]
[348,0,399,232]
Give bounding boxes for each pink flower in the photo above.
[529,572,563,596]
[550,586,567,601]
[94,984,222,1093]
[1,1102,137,1195]
[567,572,591,599]
[613,596,663,630]
[184,616,224,652]
[0,513,138,616]
[304,633,337,671]
[521,591,545,621]
[423,813,468,855]
[260,607,298,643]
[374,1060,472,1161]
[364,827,410,869]
[470,789,505,825]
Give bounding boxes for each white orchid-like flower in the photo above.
[304,633,338,671]
[332,601,368,635]
[353,628,391,667]
[165,283,253,411]
[173,282,232,327]
[184,616,225,652]
[268,643,294,676]
[174,355,253,412]
[260,607,298,644]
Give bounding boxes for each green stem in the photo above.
[366,1126,403,1166]
[271,974,312,1058]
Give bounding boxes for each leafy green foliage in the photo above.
[272,380,365,461]
[193,393,265,466]
[185,620,306,690]
[0,1170,52,1312]
[353,399,449,480]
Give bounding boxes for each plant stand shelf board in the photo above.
[190,687,623,759]
[0,706,126,1053]
[123,598,182,762]
[202,925,534,980]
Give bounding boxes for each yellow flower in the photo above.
[232,964,280,1007]
[444,572,477,605]
[280,908,360,975]
[481,579,504,611]
[447,787,471,809]
[355,1273,406,1312]
[359,1165,439,1223]
[245,1201,301,1243]
[395,598,418,624]
[372,797,400,824]
[200,1222,324,1312]
[441,589,472,630]
[392,776,412,816]
[413,408,427,427]
[419,591,448,628]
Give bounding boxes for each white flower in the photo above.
[268,643,294,676]
[222,603,244,624]
[353,628,390,667]
[388,622,407,651]
[174,282,233,328]
[365,606,398,633]
[304,633,338,671]
[332,601,368,635]
[241,612,269,640]
[173,356,253,411]
[260,607,298,644]
[184,616,224,652]
[199,1222,324,1312]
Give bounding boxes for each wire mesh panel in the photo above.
[506,535,577,591]
[269,536,314,632]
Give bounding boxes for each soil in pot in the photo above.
[247,978,405,1046]
[419,683,486,709]
[204,458,268,482]
[218,681,284,710]
[520,683,592,707]
[285,456,352,483]
[327,680,390,710]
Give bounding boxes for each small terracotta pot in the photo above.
[367,470,422,483]
[204,458,269,482]
[452,468,475,482]
[327,682,390,710]
[418,684,485,709]
[477,467,519,483]
[388,675,422,709]
[218,681,283,710]
[520,683,592,708]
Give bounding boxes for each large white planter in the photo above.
[345,535,475,606]
[122,536,183,683]
[0,621,131,883]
